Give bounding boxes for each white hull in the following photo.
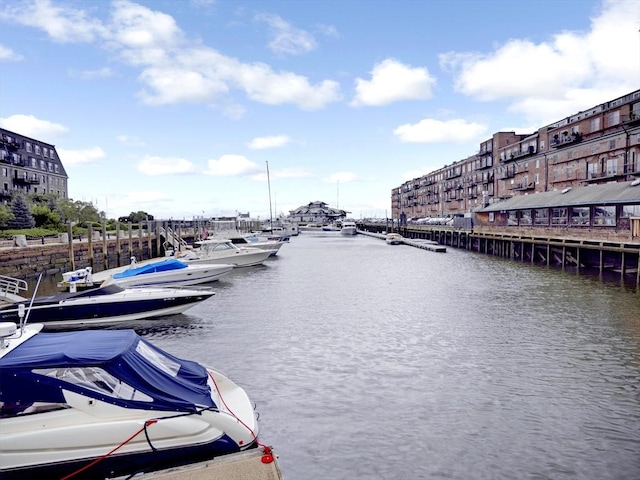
[103,264,233,289]
[173,239,273,267]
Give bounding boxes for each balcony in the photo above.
[0,137,20,150]
[512,182,535,191]
[551,132,583,148]
[13,177,40,186]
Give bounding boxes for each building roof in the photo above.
[480,180,640,212]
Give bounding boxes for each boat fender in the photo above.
[261,445,275,464]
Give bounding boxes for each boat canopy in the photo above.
[114,258,188,279]
[0,330,214,413]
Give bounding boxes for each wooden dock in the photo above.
[136,448,284,480]
[358,231,446,252]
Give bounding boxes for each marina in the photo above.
[9,231,640,479]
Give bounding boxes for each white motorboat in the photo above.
[170,239,272,267]
[100,258,234,288]
[386,233,404,245]
[214,231,286,257]
[0,278,215,328]
[340,221,357,235]
[0,320,260,479]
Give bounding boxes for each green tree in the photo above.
[55,198,102,224]
[0,203,14,229]
[6,195,35,229]
[31,204,62,229]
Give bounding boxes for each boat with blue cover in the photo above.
[0,321,259,479]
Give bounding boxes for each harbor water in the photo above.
[31,233,640,479]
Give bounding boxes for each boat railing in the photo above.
[0,275,28,303]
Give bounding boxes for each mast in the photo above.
[266,161,273,229]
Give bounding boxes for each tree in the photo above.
[31,204,61,229]
[6,195,35,229]
[0,203,14,229]
[55,198,102,225]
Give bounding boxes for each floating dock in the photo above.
[358,231,446,252]
[137,448,284,480]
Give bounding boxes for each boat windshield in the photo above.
[33,367,153,402]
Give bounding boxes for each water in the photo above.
[30,233,640,479]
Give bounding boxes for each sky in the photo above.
[0,0,639,221]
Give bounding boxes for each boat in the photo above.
[0,320,259,479]
[212,231,286,257]
[386,233,404,245]
[57,266,96,290]
[0,280,215,328]
[98,258,233,289]
[170,239,272,267]
[340,221,357,235]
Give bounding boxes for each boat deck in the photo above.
[136,448,284,480]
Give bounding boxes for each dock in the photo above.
[358,231,446,252]
[136,448,284,480]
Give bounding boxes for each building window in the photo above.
[571,207,590,226]
[567,165,573,179]
[507,211,518,226]
[608,111,620,126]
[40,160,45,169]
[25,142,32,153]
[534,208,549,225]
[587,163,597,179]
[622,204,640,217]
[590,117,600,132]
[34,145,41,155]
[609,139,616,149]
[551,207,568,225]
[520,209,532,225]
[606,159,617,176]
[594,206,616,226]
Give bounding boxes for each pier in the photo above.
[357,223,640,287]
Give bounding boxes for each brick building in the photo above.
[392,89,640,221]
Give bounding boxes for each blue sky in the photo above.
[1,0,638,221]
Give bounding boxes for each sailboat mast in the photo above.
[266,161,274,228]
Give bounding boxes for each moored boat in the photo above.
[170,239,272,267]
[340,221,357,235]
[0,321,259,479]
[0,282,215,328]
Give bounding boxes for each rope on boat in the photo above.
[207,370,275,463]
[59,419,158,480]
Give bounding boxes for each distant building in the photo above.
[392,89,640,221]
[0,128,69,204]
[288,201,349,223]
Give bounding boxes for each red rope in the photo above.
[207,371,274,463]
[59,419,158,480]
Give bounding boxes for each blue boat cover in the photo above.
[114,258,188,279]
[0,330,215,412]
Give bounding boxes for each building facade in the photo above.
[392,90,640,221]
[288,201,348,223]
[0,128,69,204]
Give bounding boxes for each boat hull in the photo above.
[0,434,254,480]
[0,289,214,327]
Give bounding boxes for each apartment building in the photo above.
[392,89,640,220]
[0,128,69,204]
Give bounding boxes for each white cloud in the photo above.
[204,154,262,176]
[0,44,23,61]
[70,67,114,79]
[393,118,487,143]
[116,134,146,146]
[326,172,358,183]
[255,13,317,55]
[57,147,106,166]
[1,0,341,110]
[440,0,640,124]
[0,0,108,43]
[137,155,197,175]
[351,58,436,107]
[248,135,292,149]
[0,114,68,139]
